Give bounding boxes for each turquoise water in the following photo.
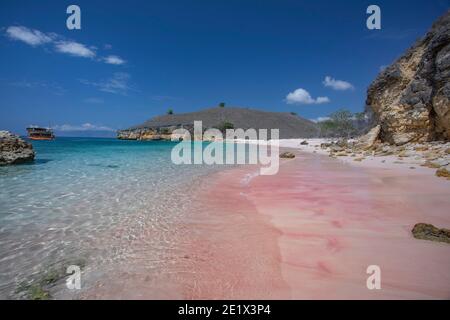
[0,138,230,298]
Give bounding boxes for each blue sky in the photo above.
[0,0,448,136]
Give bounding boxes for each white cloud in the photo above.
[310,116,331,123]
[103,55,126,65]
[315,96,331,104]
[6,26,53,46]
[53,123,115,132]
[54,41,96,58]
[80,72,133,95]
[323,76,354,91]
[286,88,330,105]
[5,25,126,64]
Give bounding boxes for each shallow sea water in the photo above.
[0,138,235,299]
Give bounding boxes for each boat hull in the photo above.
[28,136,55,141]
[26,126,55,140]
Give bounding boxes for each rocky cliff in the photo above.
[117,127,186,141]
[366,11,450,145]
[0,131,35,165]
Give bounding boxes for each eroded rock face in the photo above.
[0,131,35,165]
[117,126,191,141]
[117,128,169,140]
[366,11,450,145]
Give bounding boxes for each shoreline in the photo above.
[232,138,450,178]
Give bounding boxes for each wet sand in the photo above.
[173,164,290,299]
[180,150,450,299]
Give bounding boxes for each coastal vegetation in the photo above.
[317,109,370,138]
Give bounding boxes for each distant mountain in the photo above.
[125,106,319,139]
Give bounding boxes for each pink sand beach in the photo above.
[176,149,450,299]
[78,148,450,300]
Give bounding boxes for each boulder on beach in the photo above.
[0,131,35,165]
[279,151,295,159]
[436,167,450,179]
[412,223,450,244]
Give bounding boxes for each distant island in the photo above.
[117,107,320,140]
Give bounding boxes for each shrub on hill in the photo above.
[216,121,234,133]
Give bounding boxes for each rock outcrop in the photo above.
[412,223,450,244]
[0,131,35,165]
[366,11,450,145]
[117,126,191,141]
